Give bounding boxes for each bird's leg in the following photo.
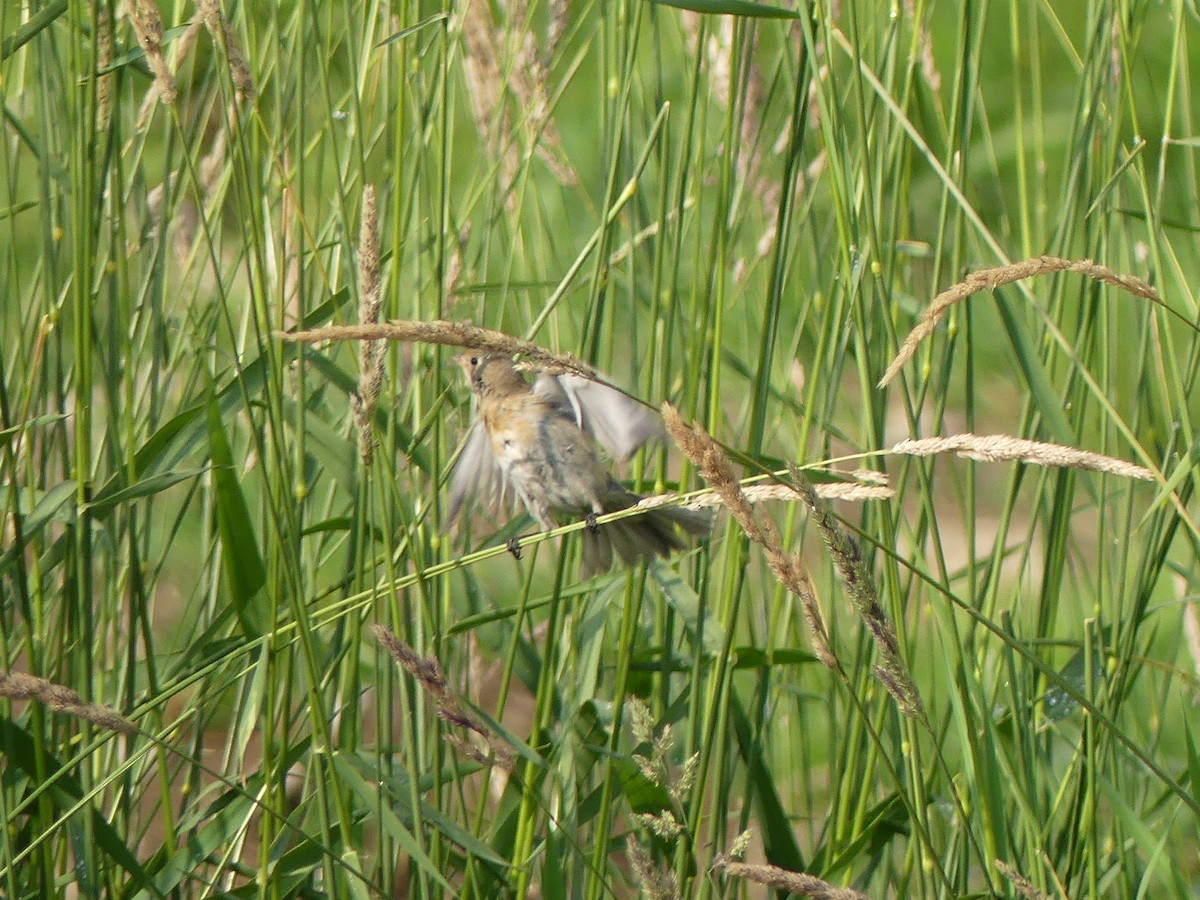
[504,501,555,560]
[585,500,603,533]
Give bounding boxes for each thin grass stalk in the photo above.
[461,547,543,896]
[204,16,341,889]
[747,14,812,457]
[379,15,441,888]
[0,344,26,895]
[678,25,748,900]
[66,2,106,887]
[430,27,458,843]
[661,407,841,894]
[2,0,1198,893]
[512,550,571,898]
[685,541,743,899]
[584,567,655,899]
[25,92,61,560]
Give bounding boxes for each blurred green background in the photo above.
[2,0,1200,896]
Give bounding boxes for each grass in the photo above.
[2,0,1200,896]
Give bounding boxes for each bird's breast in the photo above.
[481,402,539,469]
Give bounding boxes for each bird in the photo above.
[447,353,712,576]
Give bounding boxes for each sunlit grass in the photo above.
[1,0,1199,896]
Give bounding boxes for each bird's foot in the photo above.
[506,537,523,560]
[585,512,599,533]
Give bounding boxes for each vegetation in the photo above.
[1,0,1198,895]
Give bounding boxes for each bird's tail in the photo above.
[579,489,714,577]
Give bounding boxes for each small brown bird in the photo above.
[448,354,711,575]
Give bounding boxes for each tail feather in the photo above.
[656,504,715,537]
[576,490,714,577]
[580,529,613,576]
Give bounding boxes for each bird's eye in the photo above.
[469,356,479,366]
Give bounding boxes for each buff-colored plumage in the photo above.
[448,354,710,575]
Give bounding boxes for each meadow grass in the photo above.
[2,0,1199,896]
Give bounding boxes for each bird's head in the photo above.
[456,353,529,398]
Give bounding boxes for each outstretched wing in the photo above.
[447,420,507,523]
[533,373,664,462]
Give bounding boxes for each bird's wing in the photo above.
[533,373,664,462]
[447,420,507,523]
